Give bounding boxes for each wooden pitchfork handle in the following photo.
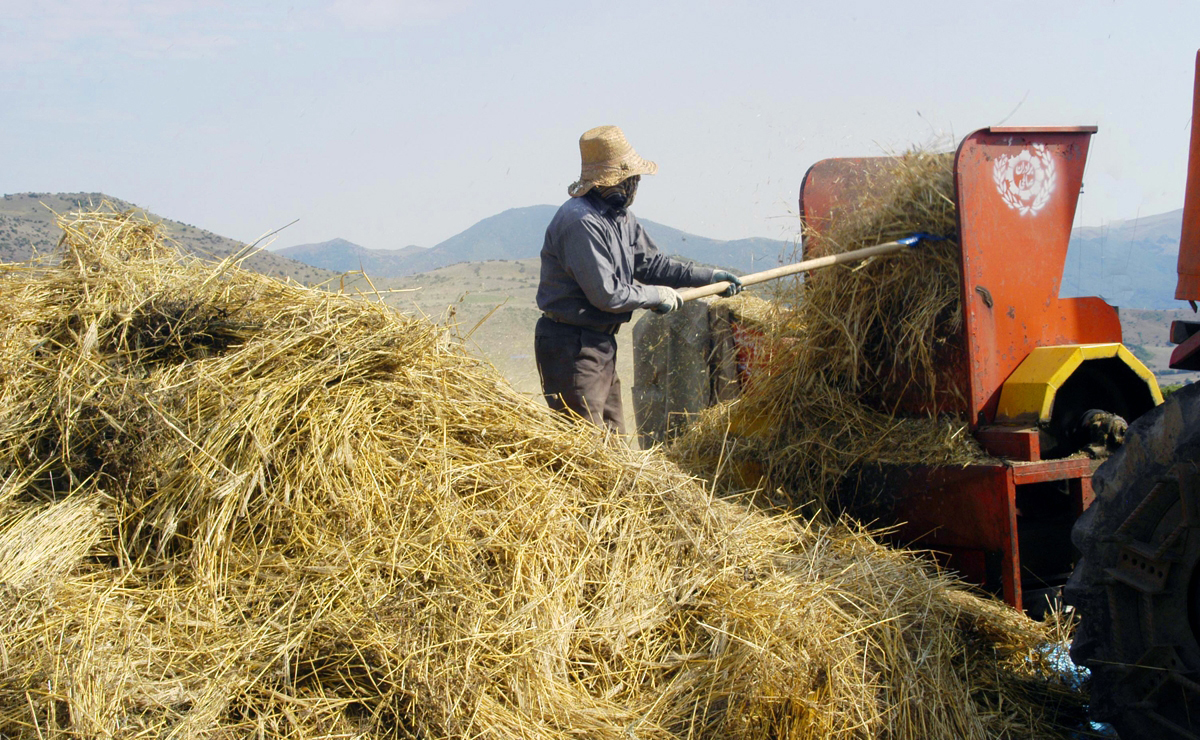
[674,236,932,302]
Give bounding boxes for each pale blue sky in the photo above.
[3,0,1197,250]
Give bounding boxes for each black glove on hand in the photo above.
[711,270,743,297]
[652,286,684,314]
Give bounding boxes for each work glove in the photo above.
[711,270,743,297]
[652,286,684,314]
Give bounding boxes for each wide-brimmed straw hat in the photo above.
[567,125,658,197]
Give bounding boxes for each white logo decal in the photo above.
[992,144,1057,215]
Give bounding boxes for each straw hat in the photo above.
[567,125,658,197]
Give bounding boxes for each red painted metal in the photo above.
[889,464,1022,605]
[1011,456,1094,484]
[1070,475,1095,514]
[1176,50,1200,301]
[955,128,1123,427]
[887,456,1094,608]
[798,131,1126,427]
[975,426,1041,461]
[1169,326,1200,370]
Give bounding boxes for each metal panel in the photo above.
[632,301,714,447]
[996,343,1162,424]
[975,426,1041,461]
[1177,50,1200,300]
[1010,456,1094,484]
[889,464,1022,607]
[1171,326,1200,370]
[954,128,1124,427]
[890,456,1095,609]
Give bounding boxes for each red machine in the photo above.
[635,50,1200,738]
[1169,49,1200,370]
[805,52,1200,738]
[799,127,1160,611]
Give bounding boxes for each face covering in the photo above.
[594,175,640,210]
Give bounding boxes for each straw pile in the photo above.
[0,209,1084,738]
[670,151,990,506]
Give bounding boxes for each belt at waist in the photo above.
[540,314,620,335]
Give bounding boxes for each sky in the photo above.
[2,0,1198,251]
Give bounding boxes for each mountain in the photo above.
[0,192,336,285]
[636,222,795,275]
[278,237,425,274]
[1062,208,1183,309]
[7,192,1187,310]
[279,206,1191,307]
[279,205,794,277]
[397,205,560,274]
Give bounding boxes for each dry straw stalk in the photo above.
[0,207,1084,738]
[670,150,990,509]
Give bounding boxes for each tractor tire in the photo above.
[1066,381,1200,739]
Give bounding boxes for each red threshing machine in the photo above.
[799,127,1160,613]
[635,50,1200,737]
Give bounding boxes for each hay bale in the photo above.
[0,208,1084,738]
[670,151,991,507]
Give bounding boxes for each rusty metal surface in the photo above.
[1070,475,1095,514]
[955,128,1123,427]
[1010,456,1093,484]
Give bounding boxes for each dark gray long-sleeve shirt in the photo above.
[536,195,715,329]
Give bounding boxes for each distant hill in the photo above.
[397,206,560,274]
[0,192,336,285]
[1062,208,1183,309]
[1120,306,1200,384]
[279,205,1192,308]
[7,192,1188,310]
[639,220,795,275]
[277,205,795,277]
[278,237,425,274]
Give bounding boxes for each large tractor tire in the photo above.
[1066,381,1200,738]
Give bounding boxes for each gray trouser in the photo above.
[534,316,625,434]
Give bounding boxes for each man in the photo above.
[535,125,742,433]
